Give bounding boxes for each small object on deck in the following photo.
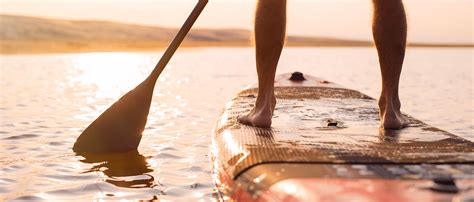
[320,80,331,84]
[289,71,306,81]
[325,118,339,127]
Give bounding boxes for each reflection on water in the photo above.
[0,47,472,200]
[379,130,401,143]
[70,52,150,99]
[79,150,155,189]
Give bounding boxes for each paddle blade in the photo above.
[73,0,208,153]
[73,80,154,153]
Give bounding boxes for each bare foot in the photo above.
[381,107,410,129]
[378,97,409,129]
[238,95,276,128]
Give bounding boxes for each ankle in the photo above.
[379,93,401,112]
[255,93,275,107]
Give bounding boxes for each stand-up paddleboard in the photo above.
[211,72,474,201]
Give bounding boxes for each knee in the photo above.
[257,0,286,7]
[372,0,403,9]
[258,0,286,3]
[372,0,406,18]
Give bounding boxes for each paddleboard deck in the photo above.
[211,72,474,201]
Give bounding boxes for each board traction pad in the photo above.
[212,84,474,180]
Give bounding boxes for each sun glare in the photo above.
[71,52,152,99]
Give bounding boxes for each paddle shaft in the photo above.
[149,0,208,81]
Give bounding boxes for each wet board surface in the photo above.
[211,73,474,201]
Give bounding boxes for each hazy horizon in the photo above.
[1,0,472,44]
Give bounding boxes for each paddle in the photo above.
[73,0,208,153]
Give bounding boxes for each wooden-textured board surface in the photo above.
[211,73,474,200]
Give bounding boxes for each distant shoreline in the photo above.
[1,14,472,54]
[1,42,473,55]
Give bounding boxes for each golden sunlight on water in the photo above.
[0,47,472,201]
[71,52,151,99]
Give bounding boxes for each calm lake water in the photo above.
[0,47,472,201]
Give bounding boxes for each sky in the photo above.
[1,0,473,43]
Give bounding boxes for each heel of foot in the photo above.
[382,112,410,130]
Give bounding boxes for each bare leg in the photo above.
[372,0,410,129]
[238,0,287,127]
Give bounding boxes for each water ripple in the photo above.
[3,134,39,140]
[0,48,472,201]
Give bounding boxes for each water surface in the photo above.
[0,47,472,200]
